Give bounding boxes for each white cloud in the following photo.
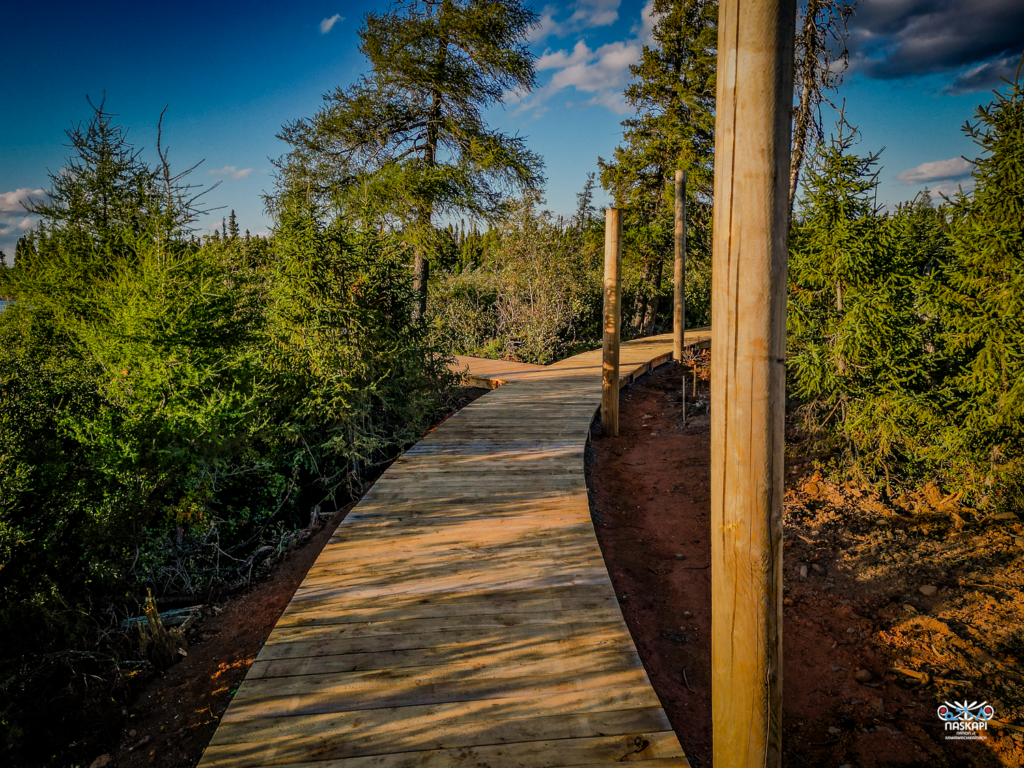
[517,1,659,116]
[522,38,639,115]
[319,14,344,34]
[636,0,656,45]
[0,188,44,213]
[536,40,592,71]
[530,0,621,41]
[206,166,253,180]
[896,157,973,185]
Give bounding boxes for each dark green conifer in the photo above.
[277,0,544,319]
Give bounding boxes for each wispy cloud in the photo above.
[530,0,621,42]
[319,14,344,35]
[0,187,44,213]
[518,1,656,116]
[896,157,972,185]
[206,166,253,180]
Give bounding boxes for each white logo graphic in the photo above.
[938,700,994,741]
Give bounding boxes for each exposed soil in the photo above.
[587,360,1024,768]
[80,387,489,768]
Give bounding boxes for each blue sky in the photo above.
[2,0,1022,257]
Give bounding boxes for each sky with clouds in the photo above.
[2,0,1021,257]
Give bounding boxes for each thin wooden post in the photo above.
[710,0,795,766]
[601,208,622,437]
[674,170,688,424]
[673,170,687,362]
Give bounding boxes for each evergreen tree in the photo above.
[598,0,717,336]
[277,0,544,319]
[228,210,239,239]
[788,130,950,480]
[932,66,1024,498]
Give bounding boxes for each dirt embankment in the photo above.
[587,361,1024,768]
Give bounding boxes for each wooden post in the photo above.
[710,0,795,767]
[601,208,622,437]
[673,170,687,362]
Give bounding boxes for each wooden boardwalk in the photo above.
[198,330,710,768]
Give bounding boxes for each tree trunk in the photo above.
[789,0,820,213]
[412,247,429,321]
[643,260,663,336]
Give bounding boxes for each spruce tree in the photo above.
[277,0,544,319]
[932,66,1024,495]
[598,0,717,335]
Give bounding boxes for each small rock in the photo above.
[855,669,873,682]
[919,585,938,596]
[828,726,842,735]
[851,698,865,705]
[90,757,112,768]
[799,565,808,580]
[683,611,692,617]
[675,553,685,559]
[903,604,917,613]
[869,697,885,712]
[129,729,137,738]
[812,563,825,574]
[831,665,842,672]
[783,598,794,607]
[846,627,857,634]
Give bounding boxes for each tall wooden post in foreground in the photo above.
[672,170,687,362]
[710,0,795,766]
[601,208,622,437]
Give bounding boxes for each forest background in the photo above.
[0,0,1022,764]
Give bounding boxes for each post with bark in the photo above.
[673,170,687,362]
[674,170,688,424]
[601,208,623,438]
[710,0,795,766]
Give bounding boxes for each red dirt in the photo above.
[587,361,1018,768]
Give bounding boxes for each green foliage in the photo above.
[429,195,602,363]
[598,0,717,336]
[275,0,544,266]
[930,71,1024,501]
[0,102,456,765]
[788,133,946,477]
[789,70,1024,507]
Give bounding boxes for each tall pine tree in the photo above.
[598,0,717,335]
[277,0,544,319]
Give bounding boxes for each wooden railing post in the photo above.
[601,208,622,437]
[673,170,687,362]
[710,0,795,766]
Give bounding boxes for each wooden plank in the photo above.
[204,707,673,765]
[197,333,704,768]
[212,733,688,768]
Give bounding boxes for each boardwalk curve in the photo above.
[198,330,710,768]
